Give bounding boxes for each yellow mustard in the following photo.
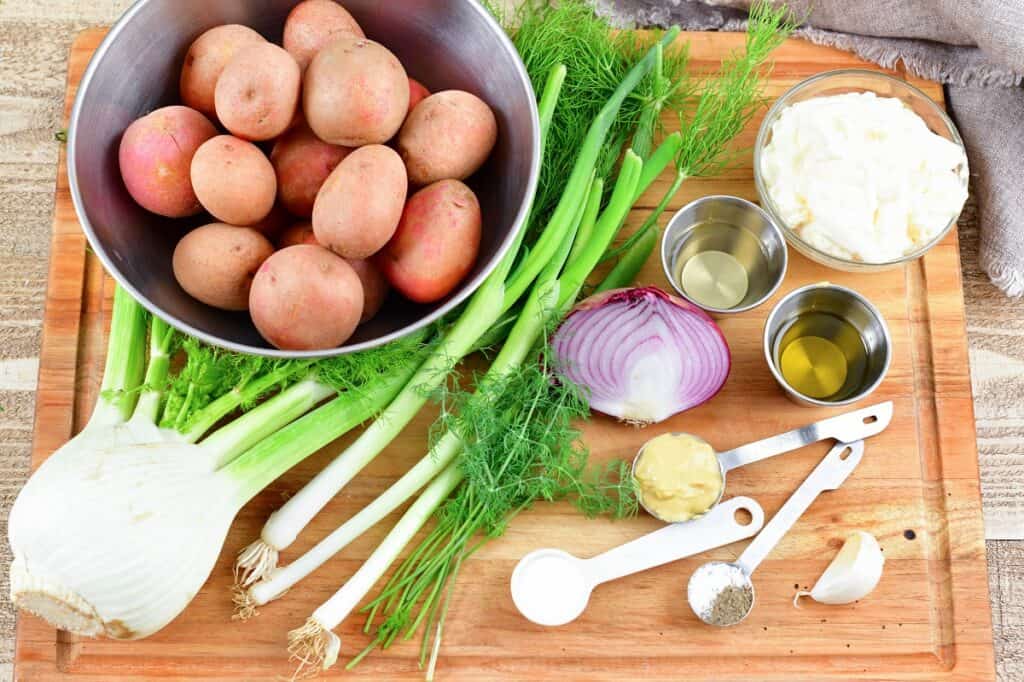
[634,433,723,522]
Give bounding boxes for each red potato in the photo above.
[398,90,498,186]
[249,245,364,350]
[249,202,293,240]
[191,135,277,226]
[348,258,389,322]
[284,0,365,71]
[304,37,409,147]
[215,43,301,141]
[172,223,274,311]
[118,106,217,218]
[408,78,431,114]
[274,223,383,321]
[375,179,482,304]
[277,222,319,249]
[312,145,407,259]
[271,125,351,217]
[180,24,266,117]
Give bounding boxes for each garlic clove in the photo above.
[794,531,884,606]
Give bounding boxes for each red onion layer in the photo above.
[552,287,731,424]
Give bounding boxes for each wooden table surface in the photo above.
[0,2,1019,681]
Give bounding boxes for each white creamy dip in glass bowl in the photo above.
[754,70,969,272]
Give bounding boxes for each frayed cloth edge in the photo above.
[796,27,1024,89]
[981,251,1024,298]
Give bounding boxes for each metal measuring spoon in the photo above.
[633,401,890,522]
[511,496,765,627]
[686,440,865,626]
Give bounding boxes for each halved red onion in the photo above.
[552,287,731,424]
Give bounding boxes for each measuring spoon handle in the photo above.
[717,401,891,473]
[582,497,765,587]
[735,440,864,576]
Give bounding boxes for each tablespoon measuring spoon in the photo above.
[511,496,765,627]
[633,401,891,522]
[687,440,865,627]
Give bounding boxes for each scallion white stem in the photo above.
[287,462,466,677]
[246,430,460,607]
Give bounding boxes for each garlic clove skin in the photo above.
[796,530,884,606]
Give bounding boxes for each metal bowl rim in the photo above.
[67,0,542,359]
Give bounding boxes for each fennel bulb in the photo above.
[9,287,423,640]
[10,422,233,639]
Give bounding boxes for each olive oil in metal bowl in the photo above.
[763,283,892,407]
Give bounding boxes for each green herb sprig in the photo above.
[602,0,796,270]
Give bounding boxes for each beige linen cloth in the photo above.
[599,0,1024,296]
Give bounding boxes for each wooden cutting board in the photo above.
[15,28,996,681]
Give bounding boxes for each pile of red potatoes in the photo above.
[117,0,498,350]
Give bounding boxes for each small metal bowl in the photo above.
[754,69,968,273]
[68,0,540,358]
[661,196,788,315]
[763,283,892,407]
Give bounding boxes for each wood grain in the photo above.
[13,28,997,681]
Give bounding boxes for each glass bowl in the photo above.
[753,69,969,273]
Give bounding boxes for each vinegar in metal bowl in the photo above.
[671,220,771,311]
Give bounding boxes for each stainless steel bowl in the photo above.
[69,0,541,358]
[661,196,788,315]
[754,69,968,273]
[763,283,892,407]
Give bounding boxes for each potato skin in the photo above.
[304,37,409,147]
[375,179,482,304]
[273,224,382,321]
[277,222,319,249]
[118,106,217,218]
[408,78,431,114]
[398,91,498,186]
[249,245,364,350]
[348,259,389,323]
[180,24,265,117]
[191,135,277,226]
[249,202,293,240]
[215,43,301,141]
[172,223,274,311]
[271,125,351,217]
[284,0,365,71]
[312,145,407,259]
